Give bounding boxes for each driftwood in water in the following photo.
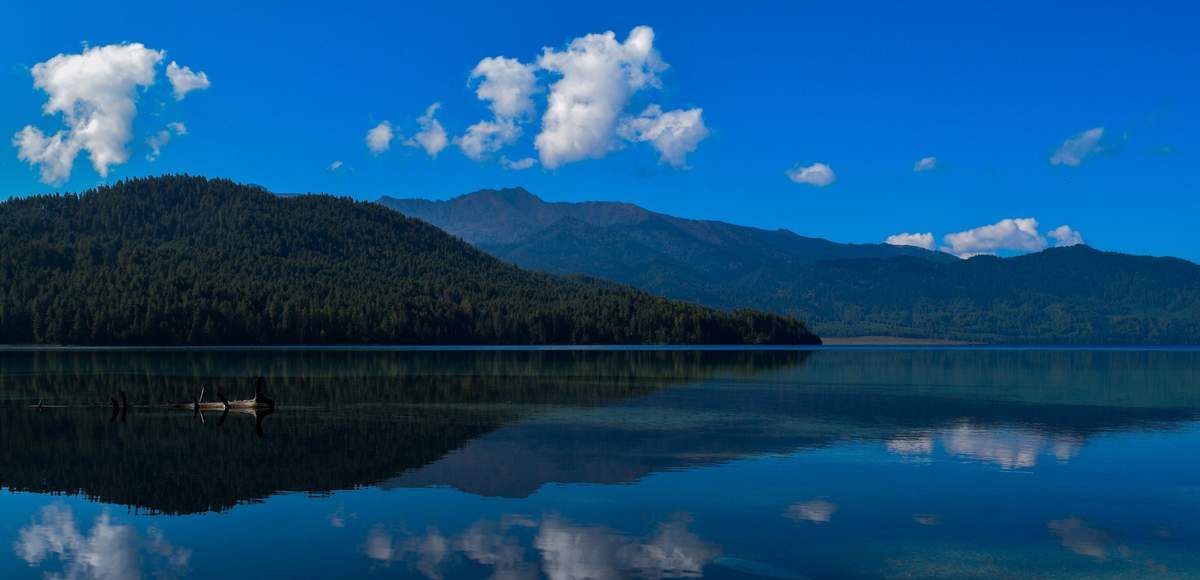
[28,381,274,437]
[31,380,275,414]
[168,378,276,413]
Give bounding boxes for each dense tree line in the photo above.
[0,175,817,346]
[777,250,1200,344]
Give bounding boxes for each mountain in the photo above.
[381,188,1200,344]
[0,176,817,345]
[380,188,953,314]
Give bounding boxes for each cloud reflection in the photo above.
[364,513,717,579]
[784,499,837,524]
[14,504,191,580]
[886,422,1083,469]
[1048,517,1130,562]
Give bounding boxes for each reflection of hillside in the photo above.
[0,349,808,514]
[389,350,1200,497]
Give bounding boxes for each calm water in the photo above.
[1,348,1198,579]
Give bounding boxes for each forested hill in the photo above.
[0,176,817,346]
[382,188,1200,344]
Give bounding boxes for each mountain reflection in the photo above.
[2,349,1199,514]
[0,350,808,514]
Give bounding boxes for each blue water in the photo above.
[1,348,1197,579]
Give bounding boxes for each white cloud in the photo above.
[13,127,80,185]
[941,217,1047,258]
[535,26,667,169]
[785,499,837,524]
[470,56,538,120]
[1048,225,1084,247]
[618,105,709,168]
[14,43,164,184]
[913,156,937,172]
[888,220,1086,259]
[145,132,170,161]
[405,103,448,158]
[885,232,935,250]
[165,61,210,101]
[366,121,394,155]
[786,162,836,186]
[1050,127,1104,167]
[456,119,521,161]
[329,160,343,172]
[501,156,536,170]
[145,121,188,161]
[456,57,539,162]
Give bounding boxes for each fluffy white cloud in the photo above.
[535,26,667,169]
[885,232,935,250]
[365,121,394,155]
[145,120,188,161]
[889,220,1086,259]
[406,103,448,158]
[501,156,536,170]
[786,162,836,186]
[913,156,937,172]
[13,127,80,185]
[456,119,520,161]
[1050,127,1104,167]
[14,43,164,184]
[329,160,343,171]
[165,61,210,101]
[470,56,538,120]
[941,218,1046,258]
[1048,225,1084,247]
[618,105,709,168]
[457,57,539,161]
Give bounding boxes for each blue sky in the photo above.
[2,1,1197,260]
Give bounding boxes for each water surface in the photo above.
[1,348,1198,579]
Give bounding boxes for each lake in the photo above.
[1,348,1198,579]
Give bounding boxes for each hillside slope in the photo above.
[0,176,817,345]
[380,187,951,310]
[382,188,1200,344]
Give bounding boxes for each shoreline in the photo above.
[820,336,983,346]
[1,343,1197,352]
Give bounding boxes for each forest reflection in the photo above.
[2,349,1198,513]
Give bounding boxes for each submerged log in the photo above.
[31,380,276,417]
[168,380,275,413]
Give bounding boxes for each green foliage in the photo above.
[0,175,817,346]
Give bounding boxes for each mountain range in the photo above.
[381,188,1200,344]
[0,176,815,346]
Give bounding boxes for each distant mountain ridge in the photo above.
[381,188,1200,344]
